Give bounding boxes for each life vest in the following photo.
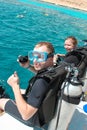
[24,67,67,127]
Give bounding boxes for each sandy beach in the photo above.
[41,0,87,12]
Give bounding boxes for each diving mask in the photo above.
[28,51,53,62]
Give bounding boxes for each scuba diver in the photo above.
[0,42,55,129]
[53,36,78,64]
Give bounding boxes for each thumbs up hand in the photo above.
[7,71,20,89]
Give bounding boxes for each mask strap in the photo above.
[47,53,54,58]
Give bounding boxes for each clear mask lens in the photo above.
[28,51,48,62]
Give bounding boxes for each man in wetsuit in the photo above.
[0,42,54,128]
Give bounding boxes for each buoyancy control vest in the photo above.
[65,46,87,77]
[24,66,67,127]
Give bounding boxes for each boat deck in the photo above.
[0,101,87,130]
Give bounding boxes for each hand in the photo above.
[7,71,19,89]
[53,54,65,65]
[53,54,59,64]
[18,60,30,68]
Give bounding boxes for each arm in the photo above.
[7,72,38,120]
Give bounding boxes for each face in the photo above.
[64,39,75,52]
[33,45,53,71]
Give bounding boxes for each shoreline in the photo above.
[40,0,87,12]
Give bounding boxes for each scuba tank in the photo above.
[57,64,83,130]
[63,65,83,103]
[48,64,83,130]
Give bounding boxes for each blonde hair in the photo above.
[35,41,55,53]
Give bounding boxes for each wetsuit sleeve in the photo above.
[27,78,49,108]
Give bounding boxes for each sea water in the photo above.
[0,0,87,99]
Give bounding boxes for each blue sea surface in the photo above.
[0,0,87,99]
[19,0,87,20]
